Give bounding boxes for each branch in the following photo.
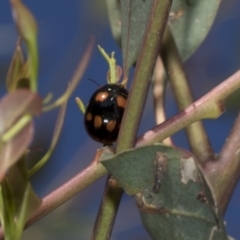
[92,0,173,239]
[161,26,214,163]
[0,150,107,240]
[203,112,240,214]
[152,56,172,145]
[137,69,240,147]
[0,68,239,238]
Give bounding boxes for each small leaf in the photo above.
[6,38,25,91]
[0,90,42,134]
[11,0,37,42]
[0,180,16,238]
[11,0,39,91]
[0,90,42,181]
[0,122,33,182]
[105,0,122,46]
[169,0,221,60]
[7,160,41,219]
[101,144,230,240]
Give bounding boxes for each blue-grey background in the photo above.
[0,1,240,239]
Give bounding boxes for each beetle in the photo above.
[84,83,128,145]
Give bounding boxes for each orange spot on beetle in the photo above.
[86,112,92,121]
[116,95,127,108]
[94,115,102,128]
[106,120,117,132]
[95,92,109,102]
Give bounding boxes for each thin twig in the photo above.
[137,69,240,146]
[28,151,107,227]
[0,150,108,240]
[152,56,172,145]
[161,26,214,163]
[203,112,240,214]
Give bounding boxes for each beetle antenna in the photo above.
[87,78,101,87]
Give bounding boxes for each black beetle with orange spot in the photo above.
[84,83,128,145]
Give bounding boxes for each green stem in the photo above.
[116,1,172,152]
[2,115,32,142]
[152,57,172,145]
[28,40,38,92]
[91,178,123,240]
[92,1,172,239]
[98,46,116,84]
[161,26,214,164]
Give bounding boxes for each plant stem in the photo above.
[24,151,106,238]
[152,56,172,145]
[0,68,240,239]
[92,0,172,239]
[203,112,240,214]
[117,1,172,151]
[1,115,32,142]
[91,177,123,240]
[161,26,214,164]
[137,69,240,146]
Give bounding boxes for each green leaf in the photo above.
[0,180,16,240]
[6,38,27,91]
[108,0,220,69]
[169,0,221,60]
[105,0,121,46]
[8,160,41,239]
[11,0,39,91]
[101,144,231,240]
[120,0,154,75]
[0,159,41,240]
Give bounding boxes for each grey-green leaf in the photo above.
[101,144,232,240]
[120,0,154,74]
[105,0,122,47]
[169,0,221,60]
[107,0,221,69]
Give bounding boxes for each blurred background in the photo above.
[0,0,240,239]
